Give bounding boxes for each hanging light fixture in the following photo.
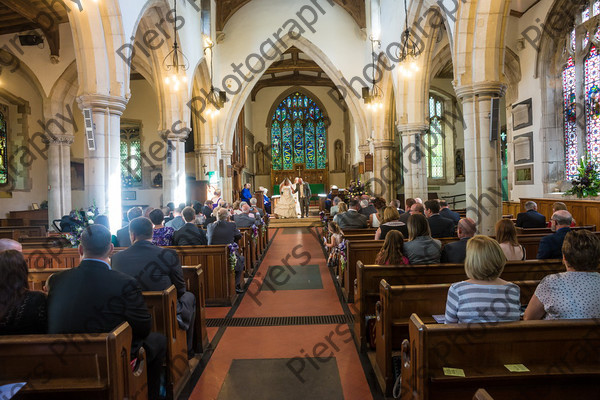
[203,36,226,118]
[163,0,189,91]
[397,0,422,78]
[363,35,384,112]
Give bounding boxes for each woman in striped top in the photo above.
[445,235,521,324]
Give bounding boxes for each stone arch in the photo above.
[220,33,369,154]
[0,48,46,99]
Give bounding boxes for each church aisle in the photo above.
[186,227,374,400]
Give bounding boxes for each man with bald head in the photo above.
[440,218,477,263]
[233,202,262,228]
[0,238,22,252]
[537,210,573,259]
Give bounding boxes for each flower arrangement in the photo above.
[564,156,600,198]
[338,240,347,276]
[61,204,99,247]
[228,243,239,271]
[348,179,371,198]
[251,224,259,242]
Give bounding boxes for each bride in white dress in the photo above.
[274,179,298,218]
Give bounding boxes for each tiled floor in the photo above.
[186,227,374,400]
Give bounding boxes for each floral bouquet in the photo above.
[251,224,259,242]
[228,243,239,271]
[61,204,99,247]
[338,240,347,276]
[565,156,600,198]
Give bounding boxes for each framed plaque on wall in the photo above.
[365,153,374,172]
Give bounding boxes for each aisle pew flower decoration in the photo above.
[228,243,239,272]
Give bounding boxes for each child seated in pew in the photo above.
[0,250,47,335]
[524,230,600,320]
[325,222,344,269]
[375,230,409,265]
[444,236,521,324]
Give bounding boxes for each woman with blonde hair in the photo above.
[374,206,408,240]
[324,221,344,269]
[402,213,441,264]
[333,202,348,225]
[375,230,409,265]
[445,235,521,324]
[495,219,525,261]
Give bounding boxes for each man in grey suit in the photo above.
[208,208,245,293]
[336,199,368,229]
[116,206,143,247]
[234,203,262,228]
[293,178,311,218]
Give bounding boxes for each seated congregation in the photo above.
[0,194,268,400]
[322,196,600,397]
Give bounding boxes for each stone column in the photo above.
[455,82,507,235]
[161,131,188,206]
[372,139,397,202]
[195,144,219,181]
[77,94,128,231]
[46,134,74,227]
[220,150,233,201]
[398,124,428,201]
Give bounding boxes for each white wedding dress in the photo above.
[292,186,301,216]
[274,185,298,218]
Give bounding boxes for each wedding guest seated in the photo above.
[164,203,174,222]
[47,225,166,400]
[202,200,216,228]
[259,186,271,214]
[166,206,185,231]
[368,198,387,228]
[525,230,600,320]
[112,217,196,357]
[144,206,155,219]
[234,203,261,228]
[547,202,577,228]
[0,250,47,335]
[212,189,223,209]
[173,207,208,246]
[116,206,143,248]
[330,197,342,217]
[390,199,404,214]
[231,201,242,215]
[444,235,521,324]
[495,219,525,261]
[332,202,348,225]
[375,231,409,265]
[403,214,442,264]
[0,238,22,252]
[375,206,408,240]
[208,208,245,293]
[336,199,368,229]
[439,200,460,225]
[399,198,417,223]
[516,200,546,228]
[440,218,476,263]
[424,199,455,238]
[537,210,572,259]
[149,208,174,246]
[359,199,377,217]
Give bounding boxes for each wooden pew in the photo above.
[516,225,596,235]
[19,236,71,249]
[473,389,495,400]
[239,227,257,275]
[23,245,236,306]
[0,322,147,400]
[375,280,540,397]
[27,266,209,355]
[0,225,46,240]
[400,314,600,400]
[354,259,565,352]
[182,265,209,353]
[142,285,190,400]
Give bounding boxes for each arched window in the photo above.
[562,0,600,179]
[428,94,444,179]
[120,122,142,187]
[271,92,327,171]
[0,105,7,185]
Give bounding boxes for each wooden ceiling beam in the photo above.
[0,0,60,58]
[251,73,338,101]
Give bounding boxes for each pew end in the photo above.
[182,265,209,353]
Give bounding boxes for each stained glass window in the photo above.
[586,46,600,162]
[595,0,600,16]
[428,95,444,179]
[270,92,327,171]
[120,124,142,186]
[563,57,578,180]
[0,107,7,185]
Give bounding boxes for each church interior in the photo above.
[1,0,600,399]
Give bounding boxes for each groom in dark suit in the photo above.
[293,178,311,218]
